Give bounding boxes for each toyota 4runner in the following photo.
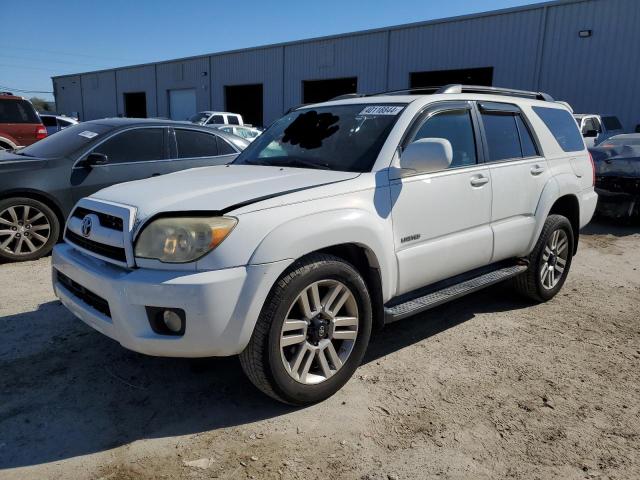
[52,85,598,405]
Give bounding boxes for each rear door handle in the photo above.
[530,165,545,176]
[470,175,489,187]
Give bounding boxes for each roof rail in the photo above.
[436,84,554,101]
[330,93,366,101]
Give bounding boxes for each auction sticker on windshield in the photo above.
[78,131,99,139]
[359,106,404,116]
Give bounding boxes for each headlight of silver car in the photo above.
[134,216,237,263]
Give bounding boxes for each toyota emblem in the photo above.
[81,216,93,237]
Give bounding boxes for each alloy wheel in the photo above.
[279,279,359,385]
[0,205,51,256]
[540,228,569,290]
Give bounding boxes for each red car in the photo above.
[0,92,47,150]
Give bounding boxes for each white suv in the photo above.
[52,85,598,405]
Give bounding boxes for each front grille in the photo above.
[72,206,124,231]
[66,229,127,262]
[56,270,111,318]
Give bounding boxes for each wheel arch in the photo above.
[548,194,580,254]
[0,136,17,150]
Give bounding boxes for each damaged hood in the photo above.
[91,164,359,219]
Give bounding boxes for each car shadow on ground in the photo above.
[581,218,640,237]
[0,285,531,470]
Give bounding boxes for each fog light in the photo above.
[163,310,183,333]
[146,306,185,336]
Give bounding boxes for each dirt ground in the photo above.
[1,220,639,480]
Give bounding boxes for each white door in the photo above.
[391,103,493,295]
[478,102,551,261]
[168,89,196,121]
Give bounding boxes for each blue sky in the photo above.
[1,0,538,101]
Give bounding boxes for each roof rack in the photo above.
[435,84,554,101]
[331,93,366,101]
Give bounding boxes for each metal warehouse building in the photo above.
[53,0,640,131]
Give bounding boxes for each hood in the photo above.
[0,150,47,170]
[92,164,359,219]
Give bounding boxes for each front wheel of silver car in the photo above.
[0,197,60,262]
[240,253,372,405]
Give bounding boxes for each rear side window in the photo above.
[481,113,522,161]
[216,137,237,155]
[602,116,622,131]
[175,129,219,158]
[0,99,40,123]
[412,110,477,168]
[532,106,585,152]
[94,128,165,163]
[515,116,538,157]
[208,115,224,124]
[227,115,240,125]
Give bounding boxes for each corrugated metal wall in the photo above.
[211,46,284,126]
[80,71,117,119]
[53,76,83,119]
[283,31,388,108]
[156,57,210,118]
[539,0,640,131]
[53,0,640,131]
[388,8,544,91]
[115,65,157,117]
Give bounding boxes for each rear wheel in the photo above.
[513,214,574,302]
[240,253,372,405]
[0,197,60,262]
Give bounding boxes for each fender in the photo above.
[527,173,580,253]
[249,208,397,301]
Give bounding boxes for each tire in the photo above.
[0,197,60,262]
[240,253,373,406]
[513,214,574,302]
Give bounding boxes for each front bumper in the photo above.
[52,243,290,357]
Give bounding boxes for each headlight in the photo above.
[134,216,237,263]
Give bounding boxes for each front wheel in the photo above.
[0,197,60,262]
[513,214,574,302]
[240,253,372,405]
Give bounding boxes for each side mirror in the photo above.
[399,138,453,176]
[84,152,108,167]
[583,129,598,138]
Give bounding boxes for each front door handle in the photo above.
[470,175,489,187]
[530,165,545,176]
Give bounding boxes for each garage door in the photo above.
[168,89,196,121]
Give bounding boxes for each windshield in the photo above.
[189,112,210,124]
[233,104,405,172]
[17,123,112,158]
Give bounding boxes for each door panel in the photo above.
[391,103,492,296]
[391,167,493,294]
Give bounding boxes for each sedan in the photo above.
[0,118,248,261]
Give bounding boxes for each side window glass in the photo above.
[41,116,56,127]
[515,115,539,157]
[175,129,219,158]
[93,128,165,163]
[209,115,224,124]
[412,110,477,168]
[533,106,585,152]
[216,136,236,155]
[481,112,522,161]
[227,115,240,125]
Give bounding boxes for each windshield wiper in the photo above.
[267,158,332,170]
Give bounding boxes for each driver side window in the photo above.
[412,110,477,168]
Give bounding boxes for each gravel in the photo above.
[0,221,639,479]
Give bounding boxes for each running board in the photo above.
[384,264,528,323]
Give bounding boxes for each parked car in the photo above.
[210,124,262,142]
[52,85,597,405]
[0,93,47,150]
[39,114,79,136]
[0,118,248,261]
[589,133,640,219]
[189,111,244,126]
[574,113,624,148]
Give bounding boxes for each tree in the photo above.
[30,97,52,112]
